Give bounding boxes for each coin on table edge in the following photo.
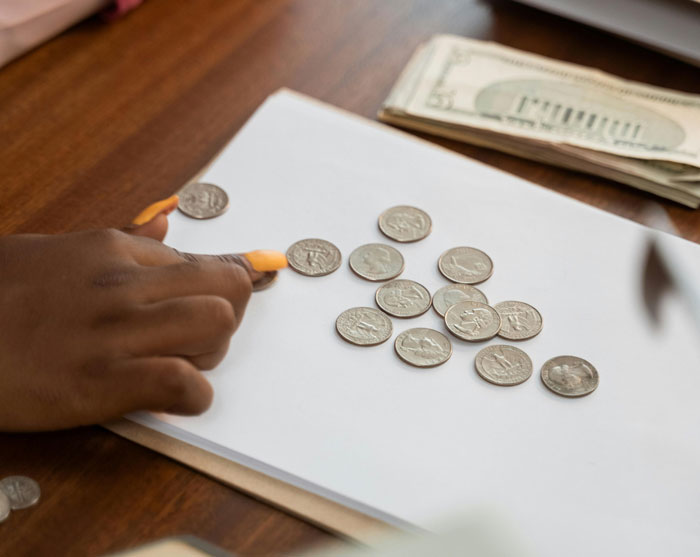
[432,283,488,317]
[378,205,432,243]
[541,356,599,398]
[177,182,229,219]
[349,243,405,282]
[438,246,494,284]
[286,238,342,277]
[375,279,432,318]
[0,491,9,523]
[0,476,41,510]
[336,307,393,346]
[494,300,543,340]
[444,300,501,342]
[394,328,452,368]
[475,345,533,386]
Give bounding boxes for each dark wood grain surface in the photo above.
[0,1,698,555]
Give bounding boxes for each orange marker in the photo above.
[132,194,180,225]
[243,250,288,272]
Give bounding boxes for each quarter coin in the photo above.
[378,205,432,242]
[394,328,452,368]
[0,491,9,523]
[438,247,493,284]
[475,345,533,386]
[286,238,342,277]
[541,356,599,397]
[178,182,229,219]
[444,301,501,342]
[0,476,41,510]
[432,284,488,317]
[494,301,543,340]
[336,307,393,346]
[375,280,431,318]
[349,243,404,281]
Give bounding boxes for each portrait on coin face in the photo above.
[454,307,492,334]
[444,289,468,307]
[361,247,392,273]
[550,361,594,388]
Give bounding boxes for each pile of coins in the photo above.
[0,476,41,524]
[287,205,599,397]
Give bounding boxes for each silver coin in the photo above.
[0,476,40,510]
[349,243,404,281]
[375,280,431,318]
[251,271,279,292]
[178,182,229,219]
[541,356,599,397]
[336,307,393,346]
[394,328,452,368]
[438,247,493,284]
[286,238,342,277]
[378,205,432,242]
[432,284,488,317]
[444,301,501,342]
[494,301,543,340]
[475,345,533,386]
[0,491,9,523]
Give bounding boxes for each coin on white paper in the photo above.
[494,301,543,340]
[336,307,393,346]
[394,328,452,368]
[0,491,9,523]
[349,243,404,281]
[178,182,229,219]
[375,280,431,318]
[541,356,599,397]
[0,476,40,510]
[444,301,501,342]
[475,345,533,386]
[432,284,488,317]
[286,238,342,277]
[438,247,493,284]
[378,205,432,242]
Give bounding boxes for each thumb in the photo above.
[123,195,180,242]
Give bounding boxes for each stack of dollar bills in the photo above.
[379,35,700,208]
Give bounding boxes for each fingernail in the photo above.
[243,250,288,272]
[132,195,180,225]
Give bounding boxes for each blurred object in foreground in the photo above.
[0,0,143,68]
[380,35,700,207]
[641,204,700,333]
[304,511,534,557]
[514,0,700,67]
[107,535,232,556]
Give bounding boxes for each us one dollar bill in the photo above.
[379,35,700,207]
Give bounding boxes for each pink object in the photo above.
[102,0,144,20]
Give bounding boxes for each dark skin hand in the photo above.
[0,214,271,431]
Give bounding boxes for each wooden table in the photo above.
[0,1,698,554]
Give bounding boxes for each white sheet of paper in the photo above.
[130,90,700,556]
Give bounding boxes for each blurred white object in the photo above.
[0,0,109,68]
[306,512,535,557]
[515,0,700,66]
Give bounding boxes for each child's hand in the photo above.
[0,208,279,431]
